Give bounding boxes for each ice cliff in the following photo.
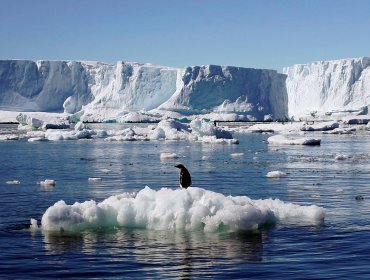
[3,57,369,123]
[0,60,288,122]
[284,57,370,119]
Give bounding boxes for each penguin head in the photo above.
[175,164,185,169]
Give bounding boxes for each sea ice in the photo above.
[300,121,339,131]
[231,153,244,157]
[38,186,325,233]
[267,134,321,146]
[0,134,19,141]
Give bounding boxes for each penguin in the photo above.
[175,164,192,189]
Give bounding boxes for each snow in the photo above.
[37,186,325,233]
[267,134,321,146]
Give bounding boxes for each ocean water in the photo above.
[1,125,370,279]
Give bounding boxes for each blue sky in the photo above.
[1,0,369,71]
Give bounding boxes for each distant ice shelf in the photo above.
[1,57,370,123]
[0,60,288,122]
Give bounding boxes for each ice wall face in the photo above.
[284,57,370,119]
[0,59,288,121]
[80,62,179,120]
[160,65,288,120]
[0,60,92,112]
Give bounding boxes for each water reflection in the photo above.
[42,228,265,276]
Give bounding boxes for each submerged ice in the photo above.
[38,186,325,233]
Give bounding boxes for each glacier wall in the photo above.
[0,60,288,121]
[0,60,92,112]
[159,65,288,121]
[284,57,370,119]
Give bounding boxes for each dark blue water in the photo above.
[1,127,370,279]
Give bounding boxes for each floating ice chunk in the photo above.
[26,131,45,138]
[267,135,321,146]
[40,186,325,232]
[6,180,20,185]
[160,152,179,159]
[74,121,88,131]
[117,111,162,123]
[28,137,47,142]
[100,169,111,174]
[231,153,244,157]
[104,127,138,141]
[190,118,233,139]
[246,123,301,133]
[16,113,43,129]
[335,154,350,160]
[301,121,339,131]
[266,171,287,178]
[342,115,370,125]
[148,119,190,140]
[198,135,239,144]
[88,177,102,183]
[40,179,56,187]
[45,130,76,141]
[30,218,39,230]
[202,156,209,160]
[322,127,356,134]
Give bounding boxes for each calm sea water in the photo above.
[1,124,370,279]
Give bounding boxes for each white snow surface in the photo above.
[38,186,325,232]
[0,60,288,122]
[284,57,370,119]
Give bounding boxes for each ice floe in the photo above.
[37,186,325,233]
[267,135,321,146]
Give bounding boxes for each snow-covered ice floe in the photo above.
[34,186,325,233]
[267,134,321,146]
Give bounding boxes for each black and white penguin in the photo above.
[175,164,192,189]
